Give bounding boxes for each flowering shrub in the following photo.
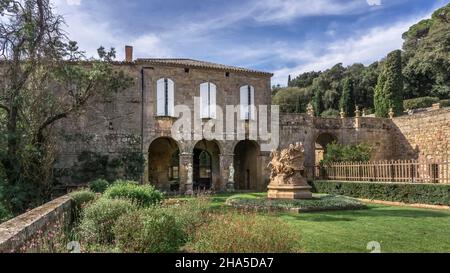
[18,219,70,253]
[103,180,164,207]
[79,198,136,244]
[185,212,302,253]
[114,208,184,253]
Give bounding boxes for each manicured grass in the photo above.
[203,192,450,253]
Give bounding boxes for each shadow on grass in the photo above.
[283,207,450,222]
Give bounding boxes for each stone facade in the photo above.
[54,57,450,192]
[391,108,450,161]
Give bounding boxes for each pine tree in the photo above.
[374,50,404,117]
[339,77,356,117]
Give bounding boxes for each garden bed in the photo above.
[225,193,367,213]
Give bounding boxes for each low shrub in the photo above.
[185,212,301,253]
[321,109,340,118]
[70,190,97,223]
[226,194,366,212]
[440,99,450,108]
[403,96,439,110]
[114,208,184,253]
[321,142,373,165]
[160,198,212,241]
[104,181,164,207]
[311,181,450,206]
[0,203,12,223]
[79,198,136,244]
[89,179,109,193]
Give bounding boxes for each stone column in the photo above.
[220,154,234,192]
[179,152,193,195]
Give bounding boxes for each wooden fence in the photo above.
[315,159,450,184]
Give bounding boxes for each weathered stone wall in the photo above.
[391,108,450,161]
[279,114,396,177]
[0,195,72,253]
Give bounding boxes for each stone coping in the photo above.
[0,195,72,253]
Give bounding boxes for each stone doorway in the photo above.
[193,140,221,190]
[148,137,180,191]
[234,140,260,191]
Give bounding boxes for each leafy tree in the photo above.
[374,50,404,117]
[272,87,312,113]
[321,143,373,165]
[402,3,450,99]
[311,88,324,116]
[0,0,133,212]
[289,71,321,88]
[339,77,356,117]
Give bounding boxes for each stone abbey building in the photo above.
[55,47,450,193]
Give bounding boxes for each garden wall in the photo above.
[0,195,72,253]
[391,108,450,161]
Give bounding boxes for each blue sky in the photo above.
[53,0,450,85]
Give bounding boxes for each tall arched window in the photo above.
[240,85,255,120]
[156,78,174,117]
[200,82,217,119]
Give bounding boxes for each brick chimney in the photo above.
[125,45,133,62]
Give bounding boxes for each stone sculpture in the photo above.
[267,142,312,199]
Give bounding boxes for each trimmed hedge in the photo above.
[310,180,450,206]
[440,99,450,108]
[403,96,439,110]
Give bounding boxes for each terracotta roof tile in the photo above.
[135,58,273,76]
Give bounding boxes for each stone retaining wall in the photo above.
[0,195,72,253]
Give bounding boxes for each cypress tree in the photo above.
[312,89,324,117]
[339,77,356,117]
[374,50,404,117]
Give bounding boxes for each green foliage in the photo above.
[311,181,450,206]
[89,179,109,193]
[403,96,440,110]
[402,3,450,99]
[320,109,340,118]
[272,87,312,113]
[321,142,373,165]
[70,190,97,223]
[440,99,450,108]
[79,198,136,244]
[0,203,12,223]
[312,89,324,116]
[339,77,356,117]
[226,194,366,212]
[68,148,144,184]
[185,212,301,253]
[114,208,184,253]
[103,181,165,207]
[374,50,404,117]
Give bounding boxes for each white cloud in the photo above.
[270,13,431,86]
[66,0,81,6]
[252,0,365,23]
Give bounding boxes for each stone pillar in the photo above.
[142,153,149,184]
[179,152,193,195]
[220,154,234,192]
[340,108,346,119]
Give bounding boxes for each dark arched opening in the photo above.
[193,140,221,190]
[233,140,260,191]
[148,137,180,191]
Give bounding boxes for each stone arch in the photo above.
[148,137,180,191]
[233,140,260,191]
[315,132,338,165]
[193,139,222,190]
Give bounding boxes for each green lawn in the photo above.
[203,193,450,253]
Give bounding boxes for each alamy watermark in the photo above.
[170,99,280,152]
